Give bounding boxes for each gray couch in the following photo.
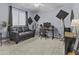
[9,26,35,44]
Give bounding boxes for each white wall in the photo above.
[73,4,79,19]
[0,4,9,24]
[28,11,36,30]
[0,3,9,38]
[36,4,73,37]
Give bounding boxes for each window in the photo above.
[12,8,26,26]
[19,10,26,25]
[12,8,19,26]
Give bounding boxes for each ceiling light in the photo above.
[34,3,44,7]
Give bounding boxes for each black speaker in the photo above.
[28,17,33,24]
[34,14,40,22]
[56,10,69,20]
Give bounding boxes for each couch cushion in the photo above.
[10,27,18,31]
[22,26,29,32]
[10,26,30,33]
[19,32,25,35]
[19,31,33,35]
[18,27,23,33]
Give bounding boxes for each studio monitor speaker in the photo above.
[34,14,40,22]
[56,10,69,20]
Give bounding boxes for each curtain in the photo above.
[25,11,28,26]
[70,10,74,22]
[8,6,12,26]
[8,6,12,38]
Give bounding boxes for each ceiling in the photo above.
[9,3,73,12]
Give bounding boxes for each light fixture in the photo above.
[34,3,44,7]
[71,19,79,27]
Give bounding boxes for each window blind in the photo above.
[12,7,26,26]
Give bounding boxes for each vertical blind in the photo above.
[12,8,26,26]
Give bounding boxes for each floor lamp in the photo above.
[56,10,69,38]
[71,19,79,51]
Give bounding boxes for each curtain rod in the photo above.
[9,5,27,12]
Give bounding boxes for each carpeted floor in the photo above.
[0,36,64,55]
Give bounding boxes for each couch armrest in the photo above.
[10,31,19,39]
[11,31,19,34]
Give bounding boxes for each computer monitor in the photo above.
[43,22,51,28]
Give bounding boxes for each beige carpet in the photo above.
[0,36,64,55]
